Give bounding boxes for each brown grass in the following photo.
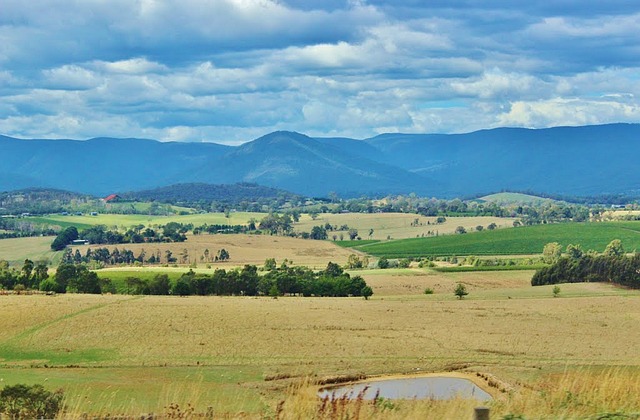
[2,278,640,416]
[72,233,359,269]
[357,268,534,296]
[294,213,514,240]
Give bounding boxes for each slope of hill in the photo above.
[193,131,431,197]
[0,136,231,195]
[1,124,639,198]
[364,124,640,197]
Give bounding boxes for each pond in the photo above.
[318,376,492,401]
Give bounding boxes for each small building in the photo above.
[103,194,121,202]
[72,239,90,246]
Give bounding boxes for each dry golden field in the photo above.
[356,268,536,296]
[72,233,361,269]
[294,213,514,240]
[2,277,640,417]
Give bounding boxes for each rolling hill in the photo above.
[1,123,639,198]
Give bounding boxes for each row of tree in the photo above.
[61,247,229,266]
[13,260,373,298]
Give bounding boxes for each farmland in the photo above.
[29,211,265,231]
[1,279,640,418]
[4,211,640,417]
[294,212,513,240]
[74,233,359,270]
[0,236,62,266]
[350,221,640,257]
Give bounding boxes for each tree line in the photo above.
[1,258,373,299]
[60,246,229,266]
[532,239,640,288]
[131,262,373,298]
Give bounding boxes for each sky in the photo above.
[1,0,639,145]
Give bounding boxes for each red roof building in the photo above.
[103,194,121,202]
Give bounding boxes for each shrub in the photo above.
[377,257,390,269]
[0,384,64,419]
[398,259,411,268]
[424,287,434,295]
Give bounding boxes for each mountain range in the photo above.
[1,123,639,198]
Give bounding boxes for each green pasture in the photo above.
[348,221,640,258]
[95,269,183,293]
[0,236,62,266]
[25,212,266,231]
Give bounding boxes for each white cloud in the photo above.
[451,69,547,100]
[42,65,101,90]
[92,59,168,75]
[496,97,640,128]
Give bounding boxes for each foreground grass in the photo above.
[351,221,640,257]
[1,280,640,416]
[279,367,640,419]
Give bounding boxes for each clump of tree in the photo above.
[532,239,640,288]
[346,254,369,269]
[42,263,113,294]
[259,213,293,235]
[51,226,79,250]
[257,262,373,298]
[309,225,328,240]
[0,259,49,291]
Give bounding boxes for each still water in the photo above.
[319,376,492,401]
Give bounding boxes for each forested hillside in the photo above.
[1,124,639,198]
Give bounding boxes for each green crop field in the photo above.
[347,221,640,258]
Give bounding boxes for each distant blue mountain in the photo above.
[1,123,639,198]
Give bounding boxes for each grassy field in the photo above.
[1,277,640,417]
[27,212,266,231]
[0,236,62,266]
[349,221,640,257]
[294,213,513,240]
